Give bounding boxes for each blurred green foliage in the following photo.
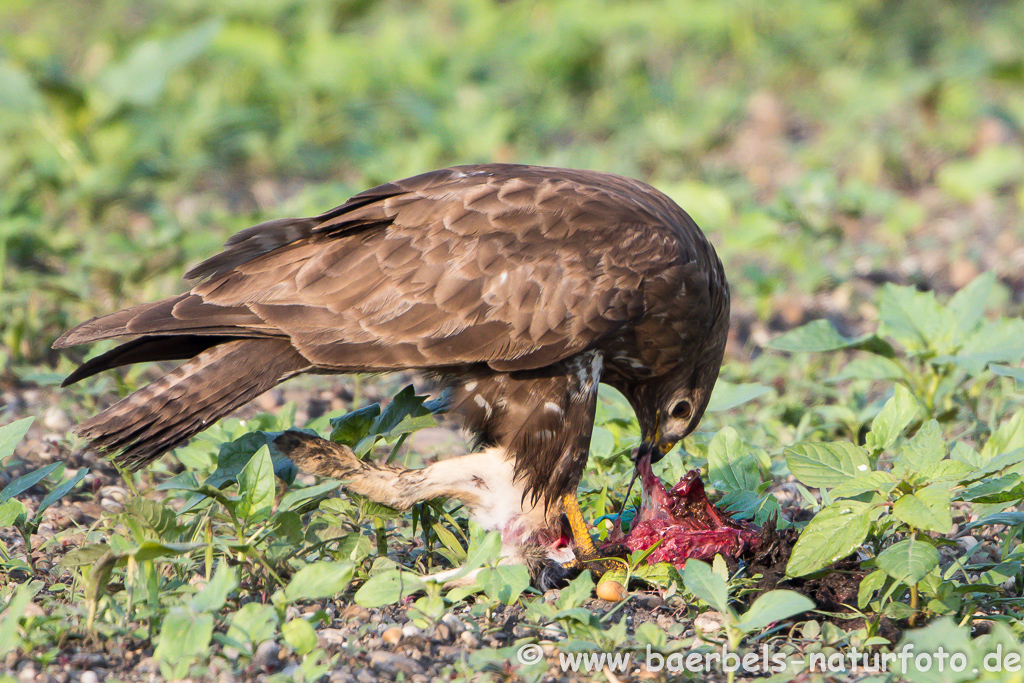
[1,0,1023,364]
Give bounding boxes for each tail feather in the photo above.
[53,294,265,349]
[61,335,230,387]
[75,338,310,470]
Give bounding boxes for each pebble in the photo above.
[432,623,452,642]
[80,673,98,683]
[317,628,347,646]
[43,407,71,432]
[253,640,281,669]
[459,631,479,647]
[633,593,664,610]
[440,614,465,634]
[382,627,403,646]
[97,486,128,503]
[369,652,424,677]
[694,610,724,633]
[17,667,36,683]
[400,623,421,638]
[135,657,157,673]
[329,670,356,683]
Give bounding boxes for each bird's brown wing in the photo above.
[62,165,693,375]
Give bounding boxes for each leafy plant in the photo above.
[683,558,814,683]
[1,418,88,575]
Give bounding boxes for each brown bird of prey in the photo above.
[55,164,729,574]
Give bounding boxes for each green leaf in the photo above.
[865,384,920,453]
[959,511,1024,532]
[556,571,595,610]
[991,363,1024,386]
[329,404,381,446]
[0,61,44,115]
[766,319,894,356]
[96,20,221,109]
[35,467,88,520]
[878,283,953,355]
[827,355,906,383]
[963,448,1024,483]
[479,565,530,605]
[353,385,439,456]
[897,617,977,683]
[718,490,784,525]
[784,442,871,489]
[706,427,761,492]
[154,607,214,680]
[892,486,953,533]
[236,445,275,522]
[829,471,898,499]
[981,410,1024,461]
[0,417,33,461]
[226,603,279,647]
[282,618,318,655]
[277,480,342,514]
[706,381,773,412]
[893,419,945,479]
[857,569,887,610]
[947,272,995,340]
[354,569,426,608]
[683,560,730,614]
[429,528,502,584]
[735,590,815,633]
[191,562,237,613]
[939,318,1024,375]
[0,499,27,526]
[0,462,59,503]
[938,145,1024,203]
[0,582,41,656]
[130,540,204,563]
[786,501,873,577]
[280,562,354,603]
[876,538,939,585]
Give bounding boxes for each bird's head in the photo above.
[629,353,723,464]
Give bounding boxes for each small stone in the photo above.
[369,651,424,676]
[18,667,36,683]
[135,656,157,673]
[400,623,421,638]
[281,664,299,678]
[459,631,479,647]
[318,628,347,646]
[432,623,452,642]
[382,626,403,646]
[633,593,664,610]
[253,640,282,669]
[356,670,376,683]
[328,669,356,683]
[43,505,84,530]
[43,407,71,432]
[694,610,724,633]
[79,673,99,683]
[98,486,128,503]
[440,613,465,634]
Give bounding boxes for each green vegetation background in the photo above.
[2,0,1023,371]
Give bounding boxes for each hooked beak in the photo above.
[634,424,677,465]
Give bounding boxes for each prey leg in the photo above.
[274,431,564,585]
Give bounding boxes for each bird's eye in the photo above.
[670,400,692,420]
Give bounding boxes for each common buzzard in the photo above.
[55,164,729,570]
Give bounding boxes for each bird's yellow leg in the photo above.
[561,492,598,564]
